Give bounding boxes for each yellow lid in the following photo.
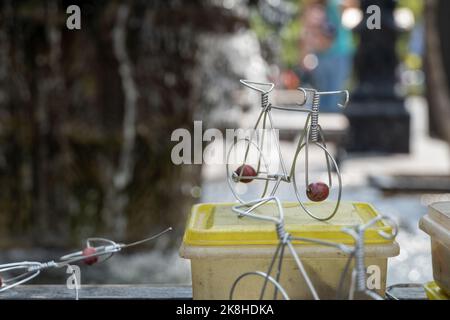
[424,281,449,300]
[183,201,395,246]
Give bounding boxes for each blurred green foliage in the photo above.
[250,0,424,69]
[249,0,302,67]
[398,0,424,20]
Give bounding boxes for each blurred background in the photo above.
[0,0,449,288]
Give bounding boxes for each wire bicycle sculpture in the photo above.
[0,227,172,299]
[228,199,397,300]
[226,79,349,221]
[339,218,397,300]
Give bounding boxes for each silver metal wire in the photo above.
[229,271,290,300]
[229,197,398,300]
[227,79,349,221]
[291,124,342,221]
[0,262,43,293]
[226,138,271,203]
[231,197,319,300]
[229,80,396,299]
[310,91,320,142]
[341,216,399,300]
[262,92,269,109]
[240,79,275,95]
[0,227,172,295]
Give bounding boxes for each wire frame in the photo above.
[0,262,42,292]
[0,227,172,294]
[228,197,398,300]
[229,79,349,222]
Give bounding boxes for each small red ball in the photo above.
[234,165,257,183]
[0,276,3,287]
[82,247,98,266]
[306,182,329,202]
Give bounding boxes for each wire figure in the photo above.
[227,79,349,221]
[339,216,398,300]
[228,198,397,300]
[0,227,172,299]
[228,197,323,300]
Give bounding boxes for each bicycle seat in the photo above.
[240,79,275,94]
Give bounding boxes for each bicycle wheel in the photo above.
[291,129,342,221]
[226,138,271,203]
[229,271,289,300]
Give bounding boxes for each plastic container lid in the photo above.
[419,202,450,247]
[424,282,449,300]
[428,202,450,229]
[183,202,395,246]
[419,202,450,295]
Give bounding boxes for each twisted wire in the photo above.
[310,92,320,142]
[355,228,367,291]
[262,92,269,109]
[275,222,287,241]
[28,262,56,272]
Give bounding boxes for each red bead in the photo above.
[306,182,329,202]
[82,247,99,265]
[234,165,257,183]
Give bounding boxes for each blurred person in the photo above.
[299,0,355,112]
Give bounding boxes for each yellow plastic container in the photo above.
[180,201,399,300]
[419,202,450,295]
[424,281,449,300]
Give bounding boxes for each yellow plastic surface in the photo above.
[424,281,449,300]
[183,201,395,246]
